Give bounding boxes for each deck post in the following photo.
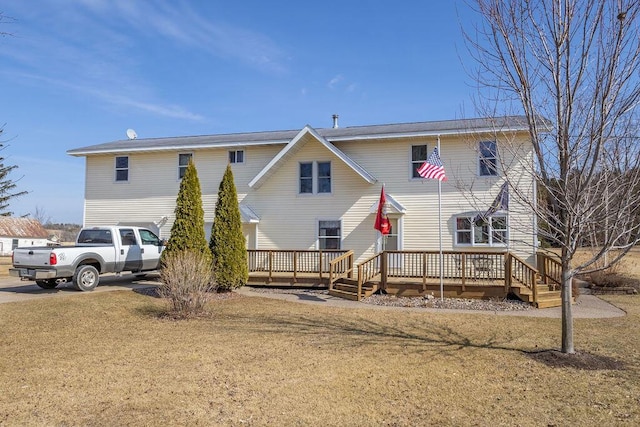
[504,252,511,293]
[318,250,323,281]
[268,250,273,283]
[381,251,387,289]
[531,268,538,305]
[422,252,427,291]
[461,254,466,287]
[292,251,297,283]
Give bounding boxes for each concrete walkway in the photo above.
[235,287,627,318]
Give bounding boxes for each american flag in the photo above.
[418,147,447,181]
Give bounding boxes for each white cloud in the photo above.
[327,74,344,89]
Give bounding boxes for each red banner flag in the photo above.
[374,186,391,235]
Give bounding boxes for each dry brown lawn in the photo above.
[0,289,639,426]
[0,256,11,277]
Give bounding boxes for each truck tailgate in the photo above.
[12,247,54,267]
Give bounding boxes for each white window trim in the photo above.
[317,218,342,250]
[298,161,332,195]
[178,152,193,180]
[114,155,129,183]
[478,140,498,177]
[454,213,508,247]
[229,149,245,164]
[410,144,428,180]
[376,215,403,253]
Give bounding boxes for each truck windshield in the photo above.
[77,229,113,244]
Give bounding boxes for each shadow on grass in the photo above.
[134,294,627,370]
[524,349,626,370]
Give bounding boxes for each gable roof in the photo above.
[248,125,377,189]
[67,116,534,156]
[368,193,407,214]
[0,217,49,238]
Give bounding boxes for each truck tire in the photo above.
[72,265,100,291]
[35,279,59,289]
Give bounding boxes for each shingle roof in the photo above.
[67,116,533,156]
[0,217,49,238]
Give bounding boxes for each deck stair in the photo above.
[328,278,378,301]
[511,275,563,309]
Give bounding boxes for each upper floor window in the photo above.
[229,149,244,164]
[318,220,341,250]
[178,153,192,179]
[115,156,129,182]
[299,161,331,194]
[455,214,507,246]
[317,161,331,193]
[411,145,428,178]
[479,141,498,176]
[300,162,313,193]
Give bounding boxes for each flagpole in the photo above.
[437,135,444,301]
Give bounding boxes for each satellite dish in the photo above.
[126,129,138,140]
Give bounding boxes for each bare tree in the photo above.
[32,205,52,225]
[465,0,640,353]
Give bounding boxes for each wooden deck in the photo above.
[246,249,564,308]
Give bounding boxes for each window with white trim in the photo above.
[299,161,331,194]
[317,161,331,193]
[455,214,507,246]
[229,149,244,164]
[300,162,313,193]
[115,156,129,182]
[178,153,192,179]
[479,141,498,176]
[411,144,428,178]
[318,220,341,250]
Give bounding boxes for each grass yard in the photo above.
[0,290,638,426]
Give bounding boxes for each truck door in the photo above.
[119,229,143,272]
[138,229,163,270]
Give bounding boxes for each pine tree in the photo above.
[0,132,27,216]
[209,164,248,290]
[163,161,210,262]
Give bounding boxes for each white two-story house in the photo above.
[68,116,537,266]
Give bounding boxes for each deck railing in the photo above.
[247,249,533,293]
[247,249,350,283]
[328,250,355,289]
[382,250,506,290]
[537,252,562,290]
[508,253,539,302]
[356,253,382,298]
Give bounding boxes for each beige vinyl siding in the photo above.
[84,145,283,238]
[82,130,536,264]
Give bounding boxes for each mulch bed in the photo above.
[525,349,626,370]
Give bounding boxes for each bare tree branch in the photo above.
[465,0,640,353]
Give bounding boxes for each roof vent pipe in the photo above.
[332,114,339,128]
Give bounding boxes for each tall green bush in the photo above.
[163,161,211,263]
[209,164,248,290]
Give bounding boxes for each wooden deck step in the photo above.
[328,288,361,301]
[328,279,378,301]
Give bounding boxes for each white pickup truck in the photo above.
[10,226,165,291]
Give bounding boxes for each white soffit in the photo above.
[369,193,407,214]
[239,204,260,223]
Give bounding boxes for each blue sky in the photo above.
[1,0,478,224]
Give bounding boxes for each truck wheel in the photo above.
[72,265,100,291]
[35,279,59,289]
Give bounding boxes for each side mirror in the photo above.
[159,238,168,247]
